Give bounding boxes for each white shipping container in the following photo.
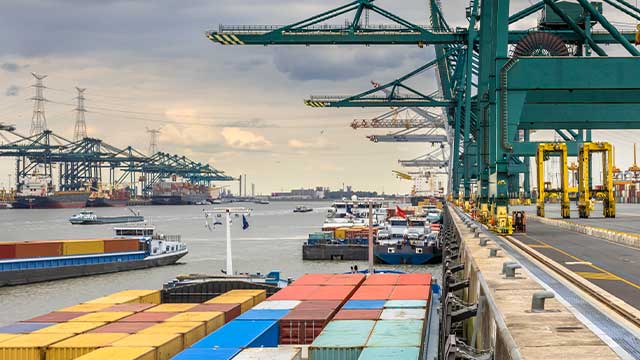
[234,347,302,360]
[253,300,301,310]
[379,308,427,320]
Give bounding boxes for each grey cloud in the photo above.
[1,63,19,72]
[219,118,274,128]
[5,85,20,96]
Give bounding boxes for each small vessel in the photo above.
[293,205,313,213]
[374,216,441,265]
[0,224,187,286]
[69,209,144,225]
[254,198,270,204]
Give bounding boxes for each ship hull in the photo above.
[0,251,187,286]
[12,193,90,209]
[70,215,145,225]
[151,194,208,205]
[86,198,129,207]
[374,244,441,265]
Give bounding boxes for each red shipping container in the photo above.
[0,243,16,259]
[188,304,241,323]
[89,321,155,333]
[103,239,140,253]
[291,274,333,286]
[279,308,335,345]
[397,274,432,286]
[326,274,365,286]
[333,309,381,320]
[308,285,356,301]
[102,303,157,313]
[268,285,321,301]
[23,312,85,323]
[15,241,62,258]
[294,301,342,311]
[119,312,175,322]
[363,274,399,286]
[389,285,431,300]
[351,285,394,300]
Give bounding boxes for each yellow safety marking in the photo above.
[304,100,326,108]
[528,244,551,248]
[230,34,245,45]
[575,272,621,281]
[214,34,229,45]
[222,34,238,45]
[521,234,640,291]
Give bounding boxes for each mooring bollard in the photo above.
[504,263,522,278]
[531,291,555,312]
[489,248,500,257]
[501,261,518,274]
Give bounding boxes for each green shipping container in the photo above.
[310,320,375,360]
[366,320,423,348]
[358,347,420,360]
[383,300,427,309]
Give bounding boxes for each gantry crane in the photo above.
[207,0,640,233]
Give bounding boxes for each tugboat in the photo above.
[69,209,144,225]
[0,223,187,286]
[293,205,313,213]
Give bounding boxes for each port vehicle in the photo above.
[293,205,313,213]
[69,210,144,225]
[0,224,187,286]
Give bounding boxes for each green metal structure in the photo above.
[206,0,640,218]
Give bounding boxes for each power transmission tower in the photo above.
[30,73,48,135]
[146,127,161,155]
[73,87,87,141]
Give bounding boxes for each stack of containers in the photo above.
[276,273,364,345]
[309,273,432,360]
[204,289,265,313]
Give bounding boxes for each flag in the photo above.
[242,215,249,230]
[395,206,407,218]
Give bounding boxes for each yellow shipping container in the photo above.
[138,322,206,347]
[334,228,348,239]
[46,333,129,360]
[72,347,155,360]
[58,303,112,312]
[112,334,182,360]
[85,295,140,304]
[164,312,224,334]
[145,304,198,312]
[205,296,253,312]
[0,334,18,344]
[109,290,161,304]
[33,322,106,334]
[62,240,105,255]
[0,333,73,360]
[69,312,133,323]
[222,290,266,304]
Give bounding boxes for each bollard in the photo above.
[489,248,500,257]
[501,261,518,274]
[474,228,480,238]
[505,263,522,278]
[479,237,489,247]
[531,291,555,312]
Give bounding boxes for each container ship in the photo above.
[0,224,187,286]
[151,179,211,205]
[11,174,90,209]
[86,188,131,207]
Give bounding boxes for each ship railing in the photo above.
[153,234,182,242]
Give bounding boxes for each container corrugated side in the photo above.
[0,333,74,360]
[309,320,375,360]
[253,300,301,310]
[171,348,241,360]
[62,240,105,255]
[164,312,224,334]
[69,311,133,323]
[383,300,428,309]
[234,347,302,360]
[191,320,278,349]
[366,320,423,347]
[111,333,183,360]
[0,243,16,259]
[103,239,140,254]
[33,322,106,334]
[15,241,62,258]
[72,346,156,360]
[357,347,420,360]
[379,308,427,320]
[58,303,113,313]
[138,322,206,348]
[205,296,253,313]
[46,333,129,360]
[144,304,198,312]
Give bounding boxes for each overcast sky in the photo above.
[1,0,639,194]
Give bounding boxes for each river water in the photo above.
[0,201,441,325]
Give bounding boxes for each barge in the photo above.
[0,224,186,286]
[69,210,144,225]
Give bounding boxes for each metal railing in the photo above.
[216,24,436,34]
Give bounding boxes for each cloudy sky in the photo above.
[0,0,638,194]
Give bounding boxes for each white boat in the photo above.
[293,205,313,213]
[70,210,144,225]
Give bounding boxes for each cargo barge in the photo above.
[0,224,186,286]
[69,210,144,225]
[0,271,438,359]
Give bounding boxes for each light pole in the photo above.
[359,197,384,274]
[204,207,251,275]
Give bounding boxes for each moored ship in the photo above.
[86,188,131,207]
[151,178,210,205]
[11,174,91,209]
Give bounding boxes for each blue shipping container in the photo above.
[171,348,241,360]
[343,300,386,310]
[191,320,279,348]
[235,309,290,321]
[0,322,55,333]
